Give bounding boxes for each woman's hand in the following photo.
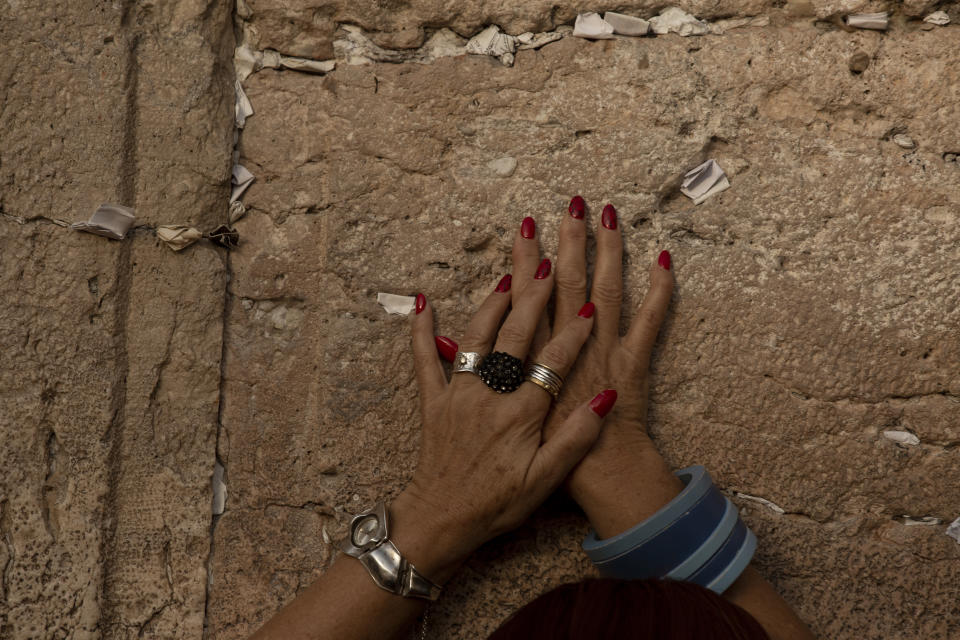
[399,225,619,580]
[513,198,681,533]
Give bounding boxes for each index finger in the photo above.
[623,250,673,362]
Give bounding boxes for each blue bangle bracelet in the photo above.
[592,488,728,580]
[583,466,712,563]
[666,497,739,581]
[582,465,757,594]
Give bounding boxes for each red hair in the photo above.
[489,579,770,639]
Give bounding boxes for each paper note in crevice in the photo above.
[377,293,416,315]
[231,165,255,203]
[71,204,136,240]
[235,79,253,128]
[846,13,888,30]
[573,13,615,39]
[157,225,204,252]
[680,159,730,204]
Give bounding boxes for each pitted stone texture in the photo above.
[0,1,128,226]
[0,226,122,640]
[240,1,953,60]
[100,239,226,639]
[132,0,236,229]
[225,25,960,638]
[0,0,233,637]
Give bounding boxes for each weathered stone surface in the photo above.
[5,0,960,637]
[221,22,960,638]
[0,225,122,639]
[240,1,954,59]
[1,0,233,638]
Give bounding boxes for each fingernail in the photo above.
[601,204,617,230]
[521,216,536,239]
[569,195,586,219]
[495,274,512,293]
[658,250,671,270]
[589,389,618,418]
[435,336,458,363]
[578,302,595,318]
[535,258,552,280]
[415,293,426,315]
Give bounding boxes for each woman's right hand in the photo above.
[515,197,682,536]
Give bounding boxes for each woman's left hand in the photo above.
[396,225,617,581]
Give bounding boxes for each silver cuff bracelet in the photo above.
[340,502,442,601]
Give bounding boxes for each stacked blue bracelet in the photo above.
[582,466,756,594]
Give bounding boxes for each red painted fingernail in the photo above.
[589,389,618,418]
[435,336,458,363]
[578,302,595,318]
[601,204,617,230]
[521,216,536,239]
[569,195,585,219]
[495,274,512,293]
[658,250,671,270]
[415,293,426,314]
[535,258,552,279]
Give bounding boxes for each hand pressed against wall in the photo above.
[509,198,675,501]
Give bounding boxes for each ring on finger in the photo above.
[525,362,564,400]
[452,351,484,375]
[478,351,525,393]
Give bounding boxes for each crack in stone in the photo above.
[0,499,13,602]
[41,429,59,542]
[202,218,235,640]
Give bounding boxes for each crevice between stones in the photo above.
[97,19,140,634]
[202,194,235,640]
[0,499,13,603]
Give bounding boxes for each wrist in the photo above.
[569,434,684,539]
[388,489,477,585]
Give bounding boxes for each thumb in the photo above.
[527,389,618,495]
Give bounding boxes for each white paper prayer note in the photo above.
[377,293,416,315]
[235,79,253,128]
[649,7,709,36]
[231,165,255,203]
[71,204,136,240]
[157,225,204,252]
[573,13,615,40]
[846,13,888,30]
[603,12,650,36]
[680,159,730,204]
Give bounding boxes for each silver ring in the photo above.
[452,351,483,375]
[526,363,564,400]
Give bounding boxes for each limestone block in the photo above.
[0,225,122,640]
[220,25,960,638]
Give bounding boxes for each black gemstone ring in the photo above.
[478,351,525,393]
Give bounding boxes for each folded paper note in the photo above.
[573,13,615,39]
[157,225,204,251]
[231,165,255,203]
[235,79,254,128]
[680,159,730,204]
[603,12,650,36]
[377,293,416,315]
[71,204,136,240]
[846,13,888,30]
[649,7,709,36]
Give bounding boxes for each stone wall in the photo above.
[2,0,959,638]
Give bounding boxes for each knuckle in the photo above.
[496,322,529,348]
[538,341,570,368]
[560,222,587,243]
[554,271,587,295]
[460,327,489,349]
[637,306,662,333]
[591,281,622,305]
